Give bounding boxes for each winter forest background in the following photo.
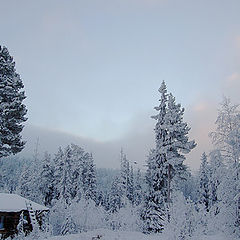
[0,45,240,239]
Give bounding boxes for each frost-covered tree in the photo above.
[210,97,240,164]
[18,151,41,203]
[39,152,54,206]
[163,92,196,198]
[143,149,166,233]
[133,169,143,206]
[52,144,97,205]
[61,210,77,235]
[119,149,130,205]
[143,81,196,233]
[109,176,122,213]
[209,98,240,235]
[52,147,64,201]
[163,191,198,239]
[0,46,27,158]
[81,152,97,202]
[0,156,23,192]
[18,164,32,199]
[69,144,85,201]
[215,162,240,235]
[127,165,134,204]
[198,152,210,211]
[208,150,225,211]
[59,145,75,205]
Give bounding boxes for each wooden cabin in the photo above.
[0,193,49,239]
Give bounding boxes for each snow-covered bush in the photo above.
[50,198,107,236]
[71,199,106,232]
[107,202,140,231]
[49,199,67,235]
[163,191,199,240]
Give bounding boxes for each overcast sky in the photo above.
[1,0,240,170]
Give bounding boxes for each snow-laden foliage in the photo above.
[50,198,107,236]
[134,169,143,206]
[0,156,23,192]
[143,81,196,233]
[163,191,198,239]
[39,152,55,207]
[119,149,134,206]
[107,202,140,231]
[198,152,210,211]
[210,97,240,164]
[0,46,27,158]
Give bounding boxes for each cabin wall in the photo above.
[0,212,20,239]
[0,210,48,239]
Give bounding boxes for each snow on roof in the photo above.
[0,193,49,212]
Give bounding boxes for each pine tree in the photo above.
[18,155,41,203]
[60,145,74,205]
[164,92,196,198]
[69,144,85,201]
[52,147,64,201]
[109,176,122,213]
[198,152,210,211]
[81,153,97,202]
[0,46,27,158]
[52,144,97,205]
[119,149,130,206]
[39,152,54,206]
[127,165,134,204]
[144,81,196,233]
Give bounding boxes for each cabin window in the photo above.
[0,216,4,230]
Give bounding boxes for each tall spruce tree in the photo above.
[144,81,196,233]
[0,46,27,158]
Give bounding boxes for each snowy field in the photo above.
[48,229,235,240]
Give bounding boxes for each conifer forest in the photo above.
[0,1,240,239]
[0,45,239,240]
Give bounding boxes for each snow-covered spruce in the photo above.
[143,81,196,233]
[0,46,27,158]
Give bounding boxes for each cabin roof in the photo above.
[0,193,49,212]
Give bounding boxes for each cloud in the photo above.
[19,103,218,172]
[184,100,218,171]
[226,72,240,84]
[235,36,240,50]
[19,116,154,170]
[20,124,118,169]
[221,72,240,103]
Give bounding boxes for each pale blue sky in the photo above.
[0,0,240,169]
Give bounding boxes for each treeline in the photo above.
[0,83,239,239]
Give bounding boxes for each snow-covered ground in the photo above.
[48,229,236,240]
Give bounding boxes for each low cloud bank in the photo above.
[19,101,218,171]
